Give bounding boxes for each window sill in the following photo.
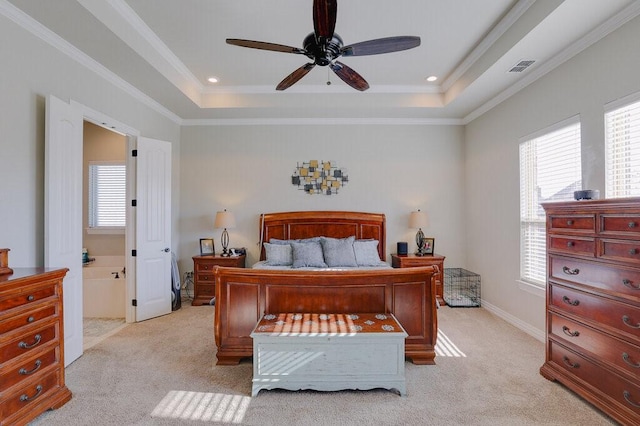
[517,280,545,298]
[86,227,125,235]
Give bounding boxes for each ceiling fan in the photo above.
[226,0,421,91]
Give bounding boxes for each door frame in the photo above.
[72,101,140,324]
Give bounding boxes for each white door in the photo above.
[135,137,172,321]
[45,95,83,366]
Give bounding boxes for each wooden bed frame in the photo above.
[213,211,438,365]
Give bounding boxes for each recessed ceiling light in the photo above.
[426,76,437,82]
[207,76,219,83]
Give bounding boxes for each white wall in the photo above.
[0,13,180,267]
[178,124,466,273]
[464,15,640,337]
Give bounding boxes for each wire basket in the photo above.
[444,268,481,307]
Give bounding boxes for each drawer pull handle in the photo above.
[203,265,210,270]
[562,326,580,337]
[630,248,639,255]
[27,295,35,302]
[622,279,640,290]
[20,385,43,402]
[562,296,580,306]
[566,220,574,226]
[630,221,637,228]
[623,391,640,408]
[27,316,35,323]
[18,334,41,349]
[19,359,42,375]
[562,266,580,275]
[562,356,579,369]
[622,315,640,329]
[566,241,575,247]
[622,353,640,368]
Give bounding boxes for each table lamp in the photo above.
[214,209,236,257]
[409,209,428,256]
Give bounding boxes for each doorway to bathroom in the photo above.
[82,122,128,349]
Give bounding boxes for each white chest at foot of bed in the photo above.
[250,313,408,397]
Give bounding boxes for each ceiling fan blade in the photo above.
[341,36,421,57]
[276,63,316,91]
[313,0,337,42]
[226,39,306,55]
[329,61,369,91]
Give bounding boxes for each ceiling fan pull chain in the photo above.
[327,67,331,85]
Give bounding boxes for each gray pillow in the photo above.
[353,239,382,266]
[263,242,293,266]
[320,236,358,267]
[290,241,327,268]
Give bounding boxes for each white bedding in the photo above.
[251,260,392,271]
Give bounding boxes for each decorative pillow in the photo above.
[290,241,327,268]
[320,236,358,267]
[263,242,293,266]
[353,239,382,266]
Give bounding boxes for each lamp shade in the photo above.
[214,210,236,229]
[409,210,428,229]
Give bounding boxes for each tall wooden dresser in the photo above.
[540,198,640,425]
[0,268,72,425]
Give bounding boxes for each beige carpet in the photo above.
[32,304,615,425]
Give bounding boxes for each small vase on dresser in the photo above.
[540,198,640,425]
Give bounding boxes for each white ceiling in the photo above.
[4,0,640,124]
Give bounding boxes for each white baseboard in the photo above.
[480,300,545,342]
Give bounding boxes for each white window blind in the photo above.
[519,119,581,286]
[88,162,126,228]
[606,97,640,198]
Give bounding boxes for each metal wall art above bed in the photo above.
[291,160,348,195]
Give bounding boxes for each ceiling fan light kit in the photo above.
[226,0,420,91]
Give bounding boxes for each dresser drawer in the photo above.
[548,312,640,379]
[196,273,214,283]
[549,285,640,343]
[549,255,640,300]
[548,214,595,233]
[195,262,217,272]
[548,236,595,257]
[601,239,640,264]
[0,347,58,392]
[0,305,57,335]
[195,284,215,299]
[0,284,56,312]
[549,341,640,418]
[601,214,640,236]
[0,324,57,364]
[0,369,62,422]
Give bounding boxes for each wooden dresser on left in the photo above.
[0,268,72,426]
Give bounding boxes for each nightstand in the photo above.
[391,253,445,306]
[192,255,245,305]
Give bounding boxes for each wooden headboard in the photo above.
[259,211,386,261]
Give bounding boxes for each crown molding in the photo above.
[182,117,464,127]
[441,0,535,93]
[463,0,640,125]
[0,0,182,125]
[202,84,442,95]
[77,0,204,105]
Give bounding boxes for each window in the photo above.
[606,95,640,198]
[88,162,126,230]
[519,118,581,286]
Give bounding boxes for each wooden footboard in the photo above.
[213,266,438,365]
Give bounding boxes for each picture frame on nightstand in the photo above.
[199,238,215,255]
[423,238,435,255]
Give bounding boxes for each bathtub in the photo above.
[83,257,126,318]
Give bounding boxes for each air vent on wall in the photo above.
[508,60,535,73]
